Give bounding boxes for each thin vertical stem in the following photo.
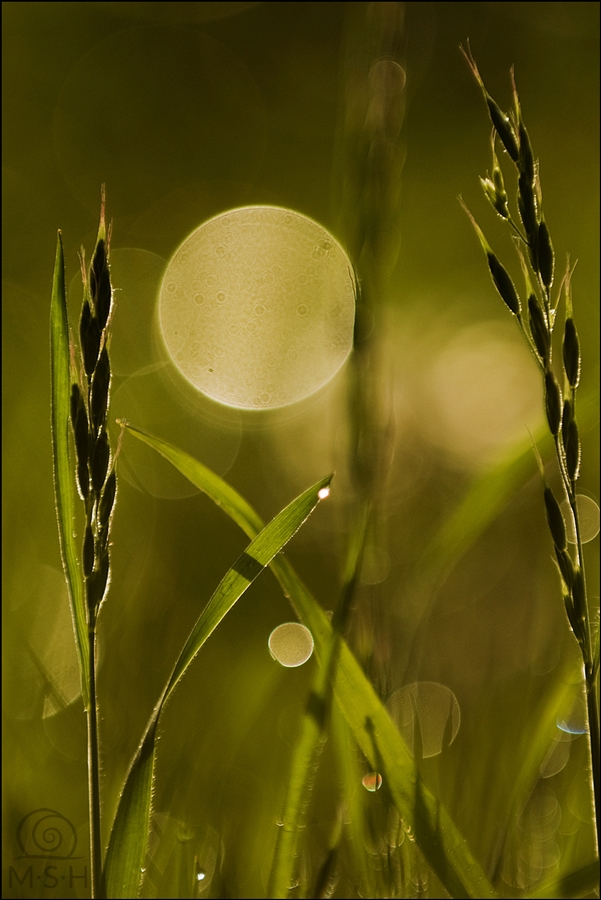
[88,623,102,899]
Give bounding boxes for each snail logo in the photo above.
[15,809,81,860]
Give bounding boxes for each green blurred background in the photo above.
[3,3,599,897]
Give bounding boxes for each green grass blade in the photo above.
[268,504,367,898]
[120,420,264,535]
[101,722,157,899]
[163,471,333,700]
[125,424,497,898]
[102,468,331,899]
[50,231,89,710]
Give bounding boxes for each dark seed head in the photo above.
[486,97,519,162]
[555,546,574,589]
[96,548,110,604]
[563,318,581,389]
[537,219,554,289]
[544,370,562,436]
[544,485,567,552]
[73,401,89,472]
[96,268,112,332]
[91,429,110,493]
[81,304,101,377]
[527,294,549,361]
[83,525,95,577]
[518,120,535,181]
[70,383,81,430]
[77,459,89,500]
[518,171,538,241]
[565,418,581,482]
[90,239,106,297]
[563,593,584,645]
[99,469,117,527]
[561,398,573,447]
[91,348,111,430]
[487,253,520,315]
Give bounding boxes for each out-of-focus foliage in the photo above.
[3,3,598,897]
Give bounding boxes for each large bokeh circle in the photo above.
[158,206,355,409]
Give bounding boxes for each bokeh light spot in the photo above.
[387,682,461,758]
[159,207,355,409]
[268,623,314,667]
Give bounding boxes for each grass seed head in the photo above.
[96,549,110,603]
[487,252,521,315]
[563,592,585,646]
[544,369,562,436]
[565,418,581,482]
[518,171,538,242]
[83,524,95,577]
[563,317,581,388]
[480,175,509,219]
[91,347,111,431]
[486,97,519,162]
[537,219,554,289]
[544,485,567,552]
[90,239,106,299]
[561,398,573,446]
[96,267,112,332]
[99,469,117,527]
[70,382,81,430]
[80,300,101,377]
[91,429,110,493]
[528,293,549,361]
[555,546,574,589]
[518,120,535,182]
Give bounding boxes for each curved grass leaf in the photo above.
[124,423,497,899]
[50,231,89,709]
[268,503,368,898]
[102,468,332,899]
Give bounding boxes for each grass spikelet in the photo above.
[544,369,562,436]
[563,317,581,388]
[460,42,519,162]
[537,218,554,289]
[544,486,567,553]
[528,293,549,362]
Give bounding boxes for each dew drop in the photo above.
[269,622,314,667]
[362,772,383,792]
[318,486,330,499]
[197,869,206,882]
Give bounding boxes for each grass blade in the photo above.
[268,503,368,898]
[102,467,331,898]
[50,231,89,709]
[163,472,333,700]
[124,423,497,898]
